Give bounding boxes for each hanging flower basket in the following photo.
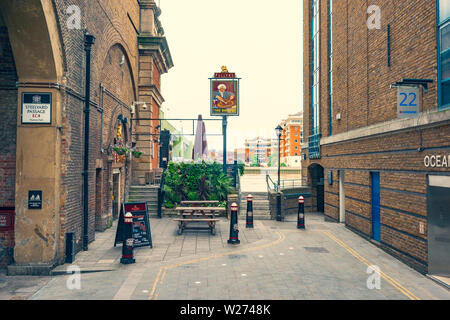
[132,150,143,159]
[113,146,129,155]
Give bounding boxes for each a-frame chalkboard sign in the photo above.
[114,202,153,248]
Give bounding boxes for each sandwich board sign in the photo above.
[114,202,153,248]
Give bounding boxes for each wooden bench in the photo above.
[173,206,225,235]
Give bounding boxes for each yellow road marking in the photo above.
[323,231,420,300]
[148,231,286,300]
[148,267,163,300]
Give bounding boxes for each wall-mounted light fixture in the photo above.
[132,101,148,112]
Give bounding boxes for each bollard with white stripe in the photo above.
[228,203,240,244]
[297,196,305,229]
[120,212,136,264]
[246,194,254,228]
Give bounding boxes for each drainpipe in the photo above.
[83,32,95,251]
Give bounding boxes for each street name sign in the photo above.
[22,92,52,124]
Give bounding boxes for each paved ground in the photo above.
[6,212,446,300]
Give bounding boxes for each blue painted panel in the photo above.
[371,172,381,242]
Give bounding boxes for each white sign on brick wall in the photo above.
[21,93,52,124]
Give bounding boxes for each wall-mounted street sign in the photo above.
[28,191,42,210]
[397,86,420,119]
[22,93,52,124]
[210,66,240,117]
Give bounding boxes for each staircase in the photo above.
[127,185,160,217]
[240,192,271,220]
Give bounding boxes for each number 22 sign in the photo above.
[397,86,420,119]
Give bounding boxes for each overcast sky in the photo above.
[159,0,303,152]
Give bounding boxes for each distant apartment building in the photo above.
[244,137,272,166]
[302,0,450,275]
[280,112,303,167]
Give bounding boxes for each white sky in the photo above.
[159,0,303,152]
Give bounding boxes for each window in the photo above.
[311,0,320,135]
[328,0,333,134]
[439,0,450,108]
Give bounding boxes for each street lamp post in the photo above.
[275,125,283,221]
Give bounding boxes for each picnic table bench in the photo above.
[174,202,225,235]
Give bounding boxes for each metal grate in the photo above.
[303,247,329,253]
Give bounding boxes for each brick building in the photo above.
[302,0,450,275]
[0,0,172,273]
[279,112,303,167]
[244,137,272,166]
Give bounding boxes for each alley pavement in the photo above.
[6,212,446,300]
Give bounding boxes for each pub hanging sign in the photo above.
[210,66,240,117]
[22,93,52,124]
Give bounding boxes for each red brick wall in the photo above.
[53,0,139,259]
[302,0,444,274]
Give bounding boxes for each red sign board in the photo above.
[124,203,146,212]
[0,208,14,231]
[214,72,236,78]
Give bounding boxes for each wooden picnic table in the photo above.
[180,201,220,207]
[173,205,225,235]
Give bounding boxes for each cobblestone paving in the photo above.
[23,213,450,300]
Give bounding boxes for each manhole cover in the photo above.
[228,255,247,259]
[303,247,329,253]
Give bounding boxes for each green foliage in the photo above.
[281,162,287,167]
[113,146,129,155]
[163,161,234,208]
[131,150,143,158]
[237,162,245,176]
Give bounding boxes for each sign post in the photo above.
[210,66,241,173]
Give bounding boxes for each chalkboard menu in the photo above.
[114,202,153,248]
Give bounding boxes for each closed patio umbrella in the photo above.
[192,114,208,160]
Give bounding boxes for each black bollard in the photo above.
[276,192,282,221]
[246,194,254,228]
[120,212,136,264]
[228,203,240,244]
[297,196,305,229]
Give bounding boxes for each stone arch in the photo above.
[0,0,64,82]
[0,0,65,267]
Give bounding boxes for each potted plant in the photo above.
[113,146,128,155]
[132,149,143,158]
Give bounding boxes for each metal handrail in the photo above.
[266,173,277,192]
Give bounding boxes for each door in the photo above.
[317,178,325,213]
[339,170,345,223]
[112,173,120,220]
[371,172,381,242]
[427,176,450,276]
